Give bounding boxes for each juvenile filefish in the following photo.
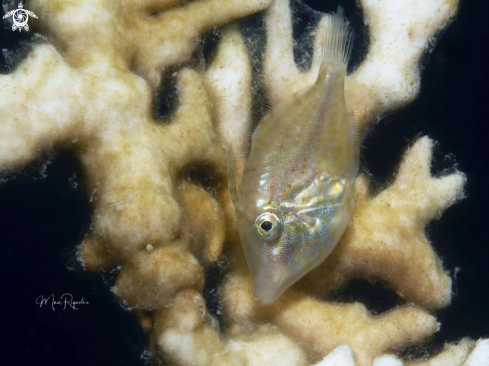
[228,11,359,305]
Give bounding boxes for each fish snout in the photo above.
[251,265,295,305]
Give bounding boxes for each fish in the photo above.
[228,11,359,305]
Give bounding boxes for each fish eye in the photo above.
[254,211,282,240]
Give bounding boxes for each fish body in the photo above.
[228,13,359,305]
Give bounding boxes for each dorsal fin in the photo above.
[227,145,241,208]
[265,84,310,112]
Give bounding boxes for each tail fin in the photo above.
[320,7,354,67]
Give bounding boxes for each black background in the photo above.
[1,0,488,365]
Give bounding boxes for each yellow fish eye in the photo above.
[254,211,282,240]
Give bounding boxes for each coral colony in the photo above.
[0,0,488,365]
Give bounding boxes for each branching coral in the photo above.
[300,137,463,310]
[0,0,487,365]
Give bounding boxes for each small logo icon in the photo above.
[3,2,38,32]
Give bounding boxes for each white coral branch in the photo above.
[302,137,466,310]
[203,25,253,176]
[346,0,459,131]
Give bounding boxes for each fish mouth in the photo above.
[251,267,293,305]
[240,222,305,305]
[253,281,286,305]
[246,243,305,305]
